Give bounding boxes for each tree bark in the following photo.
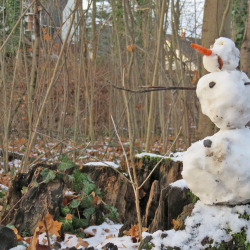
[240,2,250,77]
[145,0,166,152]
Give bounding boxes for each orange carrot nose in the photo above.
[190,43,212,56]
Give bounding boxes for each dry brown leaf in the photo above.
[92,196,99,205]
[126,44,136,53]
[65,214,73,220]
[27,227,40,250]
[104,229,110,233]
[192,70,199,84]
[42,238,47,244]
[38,212,63,237]
[63,194,80,206]
[105,234,114,239]
[24,237,31,244]
[44,33,51,41]
[76,237,89,248]
[12,228,22,241]
[122,244,127,248]
[124,224,148,238]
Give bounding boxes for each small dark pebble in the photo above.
[204,139,212,148]
[209,81,216,88]
[161,233,168,239]
[102,242,118,250]
[52,242,61,250]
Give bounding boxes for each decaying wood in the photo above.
[5,156,184,234]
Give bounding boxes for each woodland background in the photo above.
[0,0,249,174]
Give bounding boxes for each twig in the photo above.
[0,1,35,52]
[0,193,27,224]
[111,82,250,93]
[110,83,196,93]
[111,115,136,190]
[43,219,51,249]
[138,126,182,190]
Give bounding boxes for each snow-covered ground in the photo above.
[143,200,250,250]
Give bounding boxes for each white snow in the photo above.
[82,221,139,249]
[197,70,250,129]
[143,201,250,250]
[0,184,8,190]
[84,161,120,169]
[170,179,188,190]
[60,234,81,249]
[65,190,74,195]
[203,37,240,72]
[135,152,184,162]
[38,232,57,245]
[183,128,250,205]
[9,246,26,250]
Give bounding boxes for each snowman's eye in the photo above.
[209,82,216,88]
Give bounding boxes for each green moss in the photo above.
[207,229,250,250]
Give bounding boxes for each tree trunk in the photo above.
[145,0,166,152]
[240,2,250,77]
[196,0,232,140]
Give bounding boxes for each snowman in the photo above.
[182,37,250,205]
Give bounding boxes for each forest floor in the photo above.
[0,136,186,250]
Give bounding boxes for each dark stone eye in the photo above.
[204,139,212,148]
[209,82,216,88]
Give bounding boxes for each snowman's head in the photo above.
[191,37,240,72]
[207,37,240,72]
[212,38,240,64]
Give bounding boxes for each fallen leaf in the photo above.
[42,238,47,244]
[38,213,62,237]
[105,234,114,239]
[12,228,22,241]
[65,214,73,220]
[76,237,89,248]
[92,196,99,205]
[27,227,40,250]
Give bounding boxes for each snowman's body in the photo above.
[183,38,250,205]
[197,70,250,129]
